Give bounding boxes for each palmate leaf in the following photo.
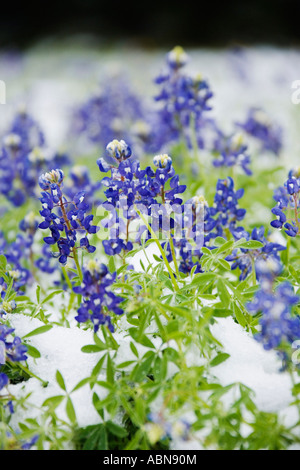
[76,424,108,450]
[210,352,230,367]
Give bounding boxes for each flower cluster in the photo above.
[163,177,246,275]
[173,195,216,274]
[236,107,283,156]
[211,131,252,175]
[63,165,102,209]
[0,231,32,295]
[209,176,246,239]
[0,299,17,316]
[71,74,152,154]
[0,324,28,391]
[38,169,98,265]
[145,412,190,445]
[98,140,186,259]
[271,170,300,237]
[153,46,213,151]
[73,259,124,332]
[0,109,69,206]
[226,226,286,281]
[247,258,300,352]
[183,177,285,281]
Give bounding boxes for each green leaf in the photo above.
[66,397,77,424]
[235,240,264,250]
[93,334,108,350]
[188,272,216,288]
[82,424,108,450]
[81,345,106,353]
[91,354,107,381]
[128,327,156,349]
[210,352,230,367]
[25,344,41,359]
[201,247,212,256]
[214,237,227,246]
[130,341,139,358]
[233,302,247,328]
[71,377,91,393]
[42,395,65,409]
[36,285,41,304]
[4,278,14,301]
[22,325,53,339]
[216,279,231,308]
[106,421,128,438]
[0,254,7,270]
[108,256,116,273]
[56,370,66,391]
[41,290,64,304]
[106,354,115,384]
[131,352,155,382]
[117,360,136,368]
[153,354,167,381]
[215,240,234,254]
[218,259,231,271]
[162,347,180,363]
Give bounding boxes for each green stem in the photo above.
[190,113,204,181]
[73,251,83,283]
[136,208,179,292]
[251,257,256,286]
[10,361,48,387]
[59,196,83,283]
[286,236,291,265]
[62,266,73,291]
[169,236,179,278]
[294,194,300,230]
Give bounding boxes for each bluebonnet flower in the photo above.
[211,131,252,175]
[191,177,286,281]
[270,171,300,237]
[71,74,152,154]
[152,46,213,152]
[18,211,51,275]
[38,169,98,266]
[64,165,102,208]
[209,177,246,239]
[236,107,283,156]
[19,211,40,235]
[21,435,39,450]
[5,400,14,414]
[0,324,28,390]
[0,109,70,206]
[35,245,57,275]
[0,300,17,316]
[174,195,216,274]
[0,372,9,390]
[225,226,286,281]
[98,141,187,275]
[0,231,32,295]
[247,259,300,352]
[164,177,246,276]
[146,411,190,445]
[73,259,124,332]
